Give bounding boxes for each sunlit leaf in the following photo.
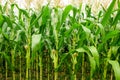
[88,46,99,67]
[19,9,29,18]
[82,25,91,38]
[61,5,73,24]
[101,0,117,26]
[89,55,96,78]
[111,46,119,56]
[109,60,120,80]
[42,5,51,25]
[32,34,42,51]
[102,30,120,43]
[76,47,96,77]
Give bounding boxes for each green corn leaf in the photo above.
[19,9,29,18]
[0,5,3,13]
[11,3,19,9]
[13,21,25,31]
[118,0,120,8]
[30,13,37,23]
[78,3,82,13]
[112,0,120,25]
[112,10,120,25]
[76,47,96,78]
[96,23,105,36]
[82,25,91,38]
[101,0,117,26]
[88,46,99,67]
[111,46,119,56]
[58,37,64,50]
[58,23,79,49]
[2,32,9,41]
[82,26,91,34]
[30,13,37,25]
[98,30,119,51]
[32,34,42,51]
[89,55,96,78]
[76,47,86,53]
[73,7,77,18]
[2,53,11,66]
[57,53,69,70]
[14,30,25,42]
[0,14,4,27]
[3,15,12,28]
[31,34,43,62]
[30,13,40,28]
[61,5,73,24]
[30,14,42,26]
[109,60,120,80]
[30,13,42,27]
[102,30,120,43]
[3,2,8,13]
[42,5,51,25]
[65,23,79,37]
[85,5,92,17]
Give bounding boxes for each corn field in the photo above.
[0,0,120,80]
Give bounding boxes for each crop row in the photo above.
[0,0,120,80]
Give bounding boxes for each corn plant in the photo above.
[0,0,120,80]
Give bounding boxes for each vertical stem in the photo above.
[36,53,38,80]
[19,53,21,80]
[54,58,58,80]
[103,62,108,80]
[47,55,50,80]
[25,38,31,80]
[65,76,67,80]
[26,17,31,80]
[72,36,77,80]
[82,54,85,80]
[11,50,15,80]
[72,62,77,80]
[5,61,7,80]
[103,48,112,80]
[26,52,29,80]
[26,44,30,80]
[53,50,58,80]
[39,55,42,80]
[110,69,113,80]
[29,62,31,80]
[72,53,77,80]
[53,24,58,80]
[90,70,93,80]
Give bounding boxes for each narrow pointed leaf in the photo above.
[82,25,91,38]
[76,48,86,53]
[42,5,51,25]
[88,46,99,67]
[32,34,42,51]
[109,60,120,80]
[0,14,4,27]
[61,5,73,24]
[112,10,120,25]
[102,30,120,42]
[111,46,119,56]
[3,15,12,28]
[76,47,96,76]
[19,9,29,18]
[101,0,117,26]
[89,55,96,78]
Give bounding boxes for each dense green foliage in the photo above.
[0,1,120,80]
